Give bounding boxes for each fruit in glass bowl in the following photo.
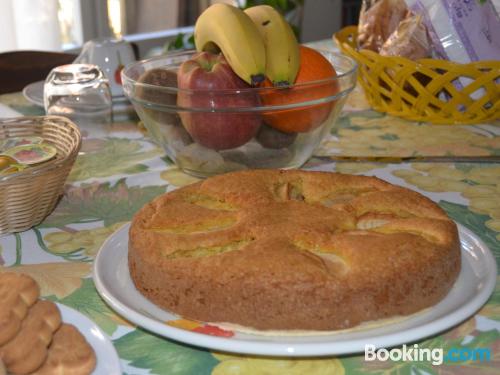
[123,50,356,177]
[122,3,357,177]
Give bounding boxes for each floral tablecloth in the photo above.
[1,42,499,374]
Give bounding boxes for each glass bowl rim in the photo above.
[121,49,358,95]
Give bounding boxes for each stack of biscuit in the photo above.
[0,272,96,375]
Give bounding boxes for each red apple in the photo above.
[177,52,261,150]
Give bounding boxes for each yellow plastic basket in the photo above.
[334,26,500,124]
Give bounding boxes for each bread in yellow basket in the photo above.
[334,26,500,125]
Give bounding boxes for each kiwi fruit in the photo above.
[256,123,297,149]
[136,68,180,125]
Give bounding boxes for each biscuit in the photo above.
[0,272,40,346]
[31,324,96,375]
[129,169,461,331]
[0,300,61,374]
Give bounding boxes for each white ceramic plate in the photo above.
[57,303,122,374]
[23,80,45,107]
[93,223,497,357]
[22,81,133,115]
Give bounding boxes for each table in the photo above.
[1,43,499,374]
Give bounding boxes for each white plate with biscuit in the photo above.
[0,271,121,374]
[57,303,122,375]
[93,222,496,357]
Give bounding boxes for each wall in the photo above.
[301,0,342,43]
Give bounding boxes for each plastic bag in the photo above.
[357,0,409,52]
[404,0,500,63]
[379,13,432,59]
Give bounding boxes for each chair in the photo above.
[0,51,77,95]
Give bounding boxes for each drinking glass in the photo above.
[44,64,112,129]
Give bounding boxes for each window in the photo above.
[0,0,83,52]
[0,0,370,56]
[0,0,229,55]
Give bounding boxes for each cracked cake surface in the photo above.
[129,169,461,331]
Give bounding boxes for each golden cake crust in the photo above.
[129,170,461,331]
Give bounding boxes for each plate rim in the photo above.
[22,81,130,108]
[93,222,497,357]
[56,302,122,374]
[22,80,45,107]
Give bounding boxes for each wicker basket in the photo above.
[334,26,500,124]
[0,116,81,235]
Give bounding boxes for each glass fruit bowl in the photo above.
[122,50,357,177]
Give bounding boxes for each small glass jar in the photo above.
[44,64,112,129]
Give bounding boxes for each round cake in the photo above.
[129,170,460,331]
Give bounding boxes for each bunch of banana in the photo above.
[194,3,300,86]
[244,5,300,86]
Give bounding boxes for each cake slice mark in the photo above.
[356,213,398,230]
[320,194,357,207]
[356,211,447,244]
[149,217,236,234]
[371,227,440,244]
[273,181,378,208]
[319,188,375,207]
[293,239,349,274]
[352,190,449,221]
[184,194,237,211]
[273,180,305,202]
[358,208,416,219]
[162,238,254,259]
[356,219,390,230]
[311,251,348,273]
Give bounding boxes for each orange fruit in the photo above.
[260,45,338,133]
